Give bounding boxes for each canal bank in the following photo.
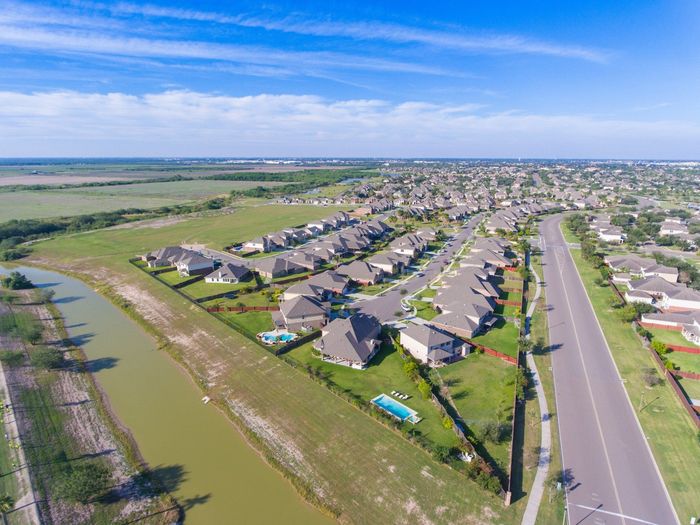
[1,264,332,525]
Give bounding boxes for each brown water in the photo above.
[2,264,332,525]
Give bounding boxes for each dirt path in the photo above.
[0,303,41,525]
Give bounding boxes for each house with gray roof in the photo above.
[313,314,382,369]
[204,262,251,284]
[254,257,306,279]
[337,260,384,286]
[279,295,328,331]
[399,323,465,365]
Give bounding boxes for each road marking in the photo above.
[554,227,626,524]
[561,218,680,525]
[571,504,659,525]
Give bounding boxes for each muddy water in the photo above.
[1,265,332,525]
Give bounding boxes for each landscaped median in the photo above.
[565,234,700,520]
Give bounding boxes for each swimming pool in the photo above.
[371,394,420,424]
[259,331,297,344]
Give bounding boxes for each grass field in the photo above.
[0,180,293,222]
[410,300,439,320]
[287,341,459,449]
[25,204,527,524]
[667,351,700,374]
[437,355,516,471]
[647,327,700,349]
[568,246,700,521]
[471,318,520,358]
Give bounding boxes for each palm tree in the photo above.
[0,495,14,525]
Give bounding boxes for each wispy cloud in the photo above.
[103,2,610,62]
[0,90,695,158]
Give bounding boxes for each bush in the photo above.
[402,359,419,380]
[651,340,668,355]
[29,346,63,369]
[641,367,662,387]
[479,421,508,444]
[441,416,453,430]
[0,350,23,366]
[417,378,432,399]
[54,462,111,503]
[1,272,33,290]
[431,444,451,463]
[617,304,638,323]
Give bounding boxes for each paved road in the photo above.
[540,215,677,525]
[356,214,482,322]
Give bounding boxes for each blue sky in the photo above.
[0,0,699,158]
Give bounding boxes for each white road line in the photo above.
[554,225,626,524]
[570,504,659,525]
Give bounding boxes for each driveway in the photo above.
[540,214,677,525]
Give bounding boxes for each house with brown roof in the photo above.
[279,296,329,331]
[312,314,382,369]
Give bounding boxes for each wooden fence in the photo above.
[467,341,518,365]
[496,299,521,307]
[206,305,279,313]
[673,370,700,381]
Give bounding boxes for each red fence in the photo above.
[467,341,517,365]
[206,305,280,312]
[674,370,700,381]
[496,299,521,307]
[639,321,683,332]
[667,344,700,355]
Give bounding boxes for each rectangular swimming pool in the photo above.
[371,394,420,424]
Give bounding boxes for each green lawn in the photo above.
[178,277,253,300]
[569,246,700,521]
[286,342,459,449]
[213,310,274,338]
[416,287,437,299]
[667,351,700,374]
[410,300,439,320]
[0,385,19,513]
[438,354,516,471]
[647,327,700,349]
[676,377,700,402]
[472,318,520,358]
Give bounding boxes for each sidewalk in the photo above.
[520,252,551,525]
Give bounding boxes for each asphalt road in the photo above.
[356,214,482,322]
[540,214,678,525]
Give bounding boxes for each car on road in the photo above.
[401,303,412,312]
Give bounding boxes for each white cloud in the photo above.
[0,90,697,158]
[105,2,610,62]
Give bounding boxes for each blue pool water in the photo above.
[260,332,297,344]
[371,394,418,422]
[279,333,295,342]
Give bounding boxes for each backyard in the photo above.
[471,318,520,358]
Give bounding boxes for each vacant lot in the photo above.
[26,204,525,524]
[0,180,291,222]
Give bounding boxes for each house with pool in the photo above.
[313,314,382,369]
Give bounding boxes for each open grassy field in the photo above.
[29,203,350,257]
[25,204,525,524]
[437,355,516,471]
[287,341,459,449]
[568,246,700,521]
[0,180,293,222]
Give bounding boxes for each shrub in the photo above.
[651,340,668,355]
[431,445,451,463]
[402,359,419,380]
[0,350,23,366]
[641,367,662,387]
[441,416,453,430]
[617,305,638,323]
[417,378,431,399]
[1,272,33,290]
[479,421,508,444]
[54,462,111,503]
[29,346,63,369]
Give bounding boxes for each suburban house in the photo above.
[604,254,679,283]
[204,262,251,284]
[641,310,700,346]
[283,251,323,271]
[400,323,465,365]
[278,295,328,331]
[337,260,384,286]
[243,237,270,253]
[173,254,213,277]
[627,276,700,312]
[367,252,410,275]
[254,257,307,279]
[390,234,428,259]
[312,314,382,369]
[306,270,350,295]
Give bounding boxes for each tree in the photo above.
[0,351,23,367]
[1,272,33,290]
[417,378,431,399]
[54,462,110,504]
[0,495,14,525]
[441,415,453,430]
[38,288,55,304]
[651,340,668,355]
[431,444,451,463]
[29,346,63,369]
[402,359,419,380]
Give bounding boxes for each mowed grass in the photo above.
[668,351,700,374]
[438,354,516,470]
[286,341,459,449]
[569,247,700,521]
[528,253,566,524]
[27,206,521,523]
[647,327,700,349]
[471,318,520,358]
[410,300,439,320]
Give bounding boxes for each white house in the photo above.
[400,323,465,365]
